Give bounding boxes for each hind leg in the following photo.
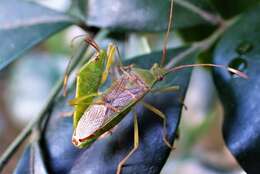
[116,109,139,174]
[141,101,175,149]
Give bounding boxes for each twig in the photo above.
[174,0,224,25]
[0,30,109,172]
[165,18,237,69]
[0,45,87,172]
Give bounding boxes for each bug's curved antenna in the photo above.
[166,63,248,79]
[70,35,100,52]
[115,45,123,67]
[70,34,88,48]
[84,37,100,52]
[63,55,73,96]
[161,0,175,66]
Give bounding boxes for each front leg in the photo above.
[101,43,116,84]
[151,85,179,93]
[69,92,101,106]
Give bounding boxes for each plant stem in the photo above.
[0,45,86,172]
[174,0,224,25]
[0,30,109,172]
[165,18,237,69]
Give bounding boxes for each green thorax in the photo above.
[131,63,167,88]
[73,49,107,128]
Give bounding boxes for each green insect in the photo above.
[69,38,116,129]
[64,0,248,174]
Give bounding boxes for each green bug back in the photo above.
[131,67,156,87]
[73,50,106,128]
[132,63,166,88]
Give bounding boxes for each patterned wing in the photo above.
[111,87,144,107]
[105,75,128,101]
[102,86,146,126]
[74,104,108,141]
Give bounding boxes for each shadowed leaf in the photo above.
[213,5,260,174]
[0,0,74,70]
[85,0,215,32]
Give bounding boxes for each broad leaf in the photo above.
[68,0,87,21]
[213,5,260,174]
[86,0,215,32]
[0,0,74,70]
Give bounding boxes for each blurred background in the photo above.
[0,0,247,173]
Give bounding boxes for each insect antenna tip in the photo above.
[228,67,249,79]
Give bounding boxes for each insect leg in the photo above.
[151,85,187,110]
[110,44,123,80]
[151,85,187,112]
[117,109,139,174]
[151,85,180,93]
[141,101,174,149]
[101,44,116,84]
[69,93,101,106]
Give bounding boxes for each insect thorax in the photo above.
[103,67,150,109]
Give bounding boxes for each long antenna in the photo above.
[70,34,87,48]
[63,55,73,96]
[161,0,175,66]
[166,63,248,79]
[84,37,100,52]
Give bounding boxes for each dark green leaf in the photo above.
[86,0,215,32]
[210,0,260,18]
[0,0,74,70]
[213,5,260,173]
[68,0,87,21]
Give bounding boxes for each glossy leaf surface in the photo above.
[213,5,260,173]
[0,0,74,70]
[86,0,215,32]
